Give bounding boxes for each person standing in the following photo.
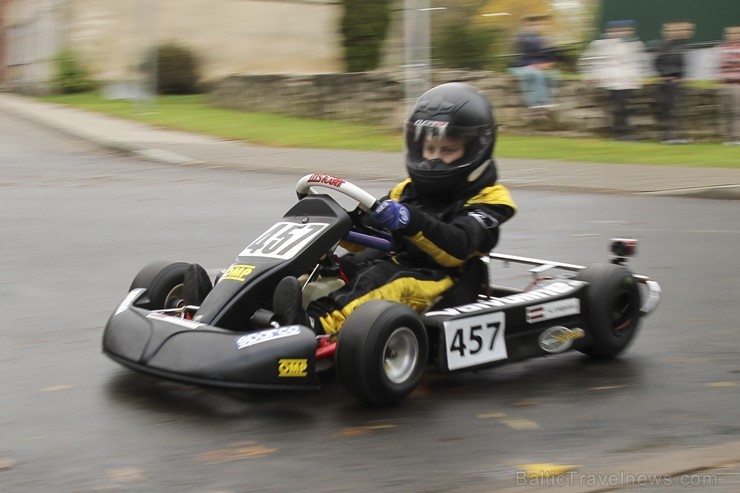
[580,20,647,140]
[653,22,691,144]
[717,26,740,145]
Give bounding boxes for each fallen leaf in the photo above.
[499,417,540,431]
[517,463,579,478]
[40,384,77,392]
[588,385,625,391]
[337,424,397,437]
[477,412,507,419]
[198,446,277,463]
[105,467,146,482]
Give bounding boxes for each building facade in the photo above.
[1,0,343,92]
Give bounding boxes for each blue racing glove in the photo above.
[371,200,411,231]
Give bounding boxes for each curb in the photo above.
[2,94,740,200]
[643,184,740,200]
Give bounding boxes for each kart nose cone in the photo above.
[103,291,320,390]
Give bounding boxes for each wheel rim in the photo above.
[164,284,185,309]
[383,327,419,384]
[611,289,636,335]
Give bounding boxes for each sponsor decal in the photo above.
[236,326,301,350]
[146,312,203,330]
[220,264,255,282]
[414,119,449,129]
[426,282,580,317]
[278,358,308,377]
[526,298,580,324]
[307,173,345,188]
[538,326,585,354]
[468,210,499,230]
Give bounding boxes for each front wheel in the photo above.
[576,263,642,358]
[129,261,190,310]
[336,301,428,406]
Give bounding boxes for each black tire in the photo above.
[336,300,428,406]
[576,263,642,358]
[129,261,190,310]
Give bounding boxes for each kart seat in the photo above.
[430,257,488,310]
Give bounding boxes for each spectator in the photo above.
[580,20,647,140]
[508,14,560,118]
[717,25,740,145]
[652,22,691,144]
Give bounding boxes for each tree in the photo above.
[428,1,496,70]
[341,0,392,72]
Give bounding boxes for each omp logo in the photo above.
[307,174,345,188]
[236,326,301,349]
[278,359,308,377]
[221,264,255,282]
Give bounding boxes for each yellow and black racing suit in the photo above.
[306,178,517,334]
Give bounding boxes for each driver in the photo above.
[274,82,517,334]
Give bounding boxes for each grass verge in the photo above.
[41,92,740,168]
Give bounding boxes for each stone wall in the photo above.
[209,70,725,141]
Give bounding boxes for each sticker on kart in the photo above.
[444,312,506,371]
[239,222,329,260]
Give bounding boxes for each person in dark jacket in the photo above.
[273,83,517,335]
[653,22,692,143]
[508,14,560,113]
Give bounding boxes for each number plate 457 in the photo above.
[443,312,506,371]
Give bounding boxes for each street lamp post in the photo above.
[135,0,157,113]
[403,0,435,112]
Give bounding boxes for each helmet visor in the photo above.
[404,119,493,167]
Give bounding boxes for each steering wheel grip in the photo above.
[295,174,379,212]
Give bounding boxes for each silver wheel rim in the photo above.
[383,327,419,384]
[164,284,184,309]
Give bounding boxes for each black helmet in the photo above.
[404,82,497,200]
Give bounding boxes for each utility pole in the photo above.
[135,0,157,113]
[403,0,430,113]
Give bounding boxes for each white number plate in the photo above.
[239,222,329,260]
[443,312,507,371]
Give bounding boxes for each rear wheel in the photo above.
[576,263,642,358]
[336,301,428,406]
[129,261,190,310]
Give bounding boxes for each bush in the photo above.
[52,50,96,94]
[340,0,392,72]
[435,23,498,70]
[144,43,201,94]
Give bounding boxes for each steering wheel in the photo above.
[295,174,396,251]
[295,174,379,212]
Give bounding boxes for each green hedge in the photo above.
[340,0,392,72]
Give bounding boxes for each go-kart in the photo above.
[102,173,662,405]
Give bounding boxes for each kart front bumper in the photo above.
[102,289,320,390]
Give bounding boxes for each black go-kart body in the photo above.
[103,173,661,405]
